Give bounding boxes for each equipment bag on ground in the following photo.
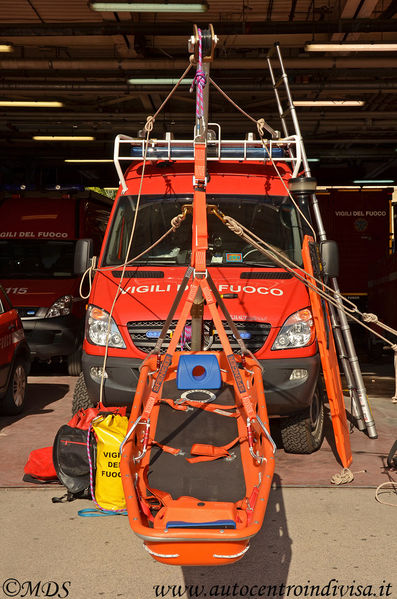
[91,413,129,512]
[52,425,96,501]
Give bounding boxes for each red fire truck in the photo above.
[74,152,332,454]
[0,186,112,374]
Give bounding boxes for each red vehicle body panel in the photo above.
[88,265,315,361]
[82,159,320,416]
[318,188,392,304]
[0,190,111,362]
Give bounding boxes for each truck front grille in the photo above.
[126,320,271,355]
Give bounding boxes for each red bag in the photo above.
[68,404,126,430]
[23,404,127,484]
[23,446,58,483]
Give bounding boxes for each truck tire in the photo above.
[1,358,28,415]
[280,383,325,454]
[67,345,82,376]
[72,372,96,414]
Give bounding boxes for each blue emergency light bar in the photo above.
[130,145,284,160]
[114,131,303,194]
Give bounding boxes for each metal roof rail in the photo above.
[113,124,303,194]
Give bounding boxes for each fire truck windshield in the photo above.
[102,194,303,267]
[0,240,76,278]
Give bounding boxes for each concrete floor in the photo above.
[0,360,396,598]
[0,486,395,598]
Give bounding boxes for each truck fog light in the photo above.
[90,366,108,384]
[289,369,308,381]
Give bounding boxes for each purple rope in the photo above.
[87,420,127,515]
[190,28,206,119]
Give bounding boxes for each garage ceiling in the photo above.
[0,0,396,188]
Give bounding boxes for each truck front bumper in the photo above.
[83,352,321,416]
[22,314,82,360]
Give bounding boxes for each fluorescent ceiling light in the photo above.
[0,101,64,108]
[307,158,320,162]
[33,136,95,141]
[65,159,113,163]
[0,101,63,109]
[353,179,394,184]
[0,44,13,53]
[128,78,194,85]
[91,2,208,12]
[294,100,364,107]
[305,43,397,52]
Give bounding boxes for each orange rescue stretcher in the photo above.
[120,346,275,566]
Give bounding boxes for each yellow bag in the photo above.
[92,414,129,512]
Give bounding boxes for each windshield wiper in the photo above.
[240,261,278,267]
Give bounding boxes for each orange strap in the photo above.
[246,486,260,525]
[186,436,245,463]
[142,465,173,508]
[148,438,181,456]
[162,397,238,418]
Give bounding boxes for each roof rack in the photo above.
[113,123,303,194]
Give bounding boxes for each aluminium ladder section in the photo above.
[266,43,377,438]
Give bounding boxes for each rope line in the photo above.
[190,28,206,118]
[375,481,397,506]
[219,211,397,353]
[207,76,316,240]
[260,142,318,242]
[98,125,152,405]
[145,62,193,132]
[209,76,278,139]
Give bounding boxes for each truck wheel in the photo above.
[72,372,96,414]
[280,384,325,454]
[1,358,28,415]
[67,346,82,376]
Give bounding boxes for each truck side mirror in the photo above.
[320,240,339,279]
[74,238,94,275]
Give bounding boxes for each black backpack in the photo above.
[52,425,96,503]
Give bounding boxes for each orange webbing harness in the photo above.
[186,436,246,463]
[161,397,238,418]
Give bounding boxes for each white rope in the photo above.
[330,468,355,485]
[96,64,193,406]
[78,256,96,300]
[330,468,366,485]
[222,212,397,349]
[98,124,152,405]
[218,211,397,404]
[375,481,397,506]
[260,138,318,242]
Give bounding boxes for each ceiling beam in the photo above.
[1,57,397,70]
[1,19,397,36]
[1,81,397,92]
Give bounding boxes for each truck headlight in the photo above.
[272,308,315,350]
[45,295,74,318]
[86,305,126,349]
